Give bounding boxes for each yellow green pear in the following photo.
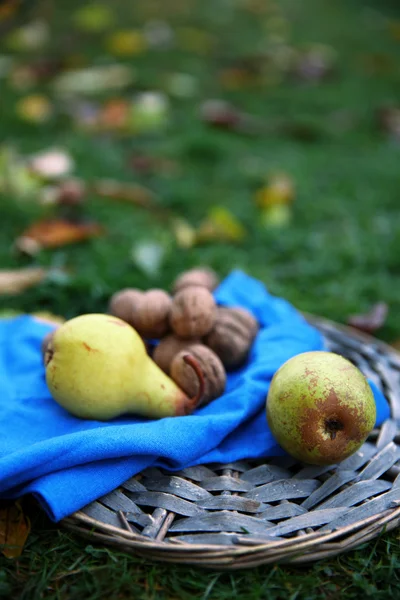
[266,351,376,465]
[45,313,203,420]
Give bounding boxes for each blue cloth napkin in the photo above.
[0,271,390,521]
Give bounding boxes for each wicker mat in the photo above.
[62,315,400,569]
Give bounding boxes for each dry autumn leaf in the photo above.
[0,500,31,559]
[255,173,295,208]
[0,267,47,295]
[196,206,246,244]
[347,302,389,334]
[106,30,147,57]
[73,3,114,32]
[16,219,103,254]
[15,94,53,123]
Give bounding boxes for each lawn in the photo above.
[1,0,400,598]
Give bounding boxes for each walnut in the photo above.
[169,286,216,338]
[171,344,226,406]
[132,289,172,338]
[109,288,143,324]
[172,267,219,295]
[204,306,259,370]
[152,335,200,374]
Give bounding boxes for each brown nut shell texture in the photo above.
[170,286,216,338]
[204,306,259,369]
[171,344,226,406]
[153,335,200,374]
[172,267,219,294]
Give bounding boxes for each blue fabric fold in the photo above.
[0,270,390,521]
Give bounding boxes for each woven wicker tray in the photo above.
[62,315,400,569]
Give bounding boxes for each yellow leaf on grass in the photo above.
[172,218,197,249]
[0,267,48,295]
[261,204,292,228]
[73,3,114,32]
[255,173,295,208]
[196,206,246,244]
[5,20,49,52]
[16,95,52,123]
[0,501,31,559]
[106,30,147,57]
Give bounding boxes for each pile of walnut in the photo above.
[109,267,259,408]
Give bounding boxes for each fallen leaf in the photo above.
[129,92,170,134]
[347,302,388,334]
[131,240,165,277]
[200,99,242,130]
[0,267,48,295]
[129,154,180,176]
[29,149,74,179]
[52,65,134,96]
[91,179,162,213]
[261,204,292,228]
[0,146,41,198]
[98,98,129,130]
[196,206,246,244]
[15,95,53,123]
[73,3,114,32]
[172,218,196,248]
[200,99,267,135]
[106,30,147,57]
[255,173,295,208]
[15,219,103,253]
[0,500,31,558]
[5,19,49,52]
[0,0,20,22]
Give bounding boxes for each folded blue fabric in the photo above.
[0,271,390,521]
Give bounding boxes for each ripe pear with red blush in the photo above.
[266,351,376,465]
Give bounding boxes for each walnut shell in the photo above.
[170,344,226,406]
[152,335,200,374]
[132,289,172,338]
[109,288,143,324]
[172,268,219,294]
[169,286,217,338]
[204,306,259,370]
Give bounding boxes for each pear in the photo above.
[45,313,204,420]
[266,351,376,465]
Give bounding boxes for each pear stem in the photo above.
[182,353,206,413]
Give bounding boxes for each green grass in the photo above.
[1,0,400,597]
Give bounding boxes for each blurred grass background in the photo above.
[1,0,400,598]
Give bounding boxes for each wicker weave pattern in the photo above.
[63,316,400,568]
